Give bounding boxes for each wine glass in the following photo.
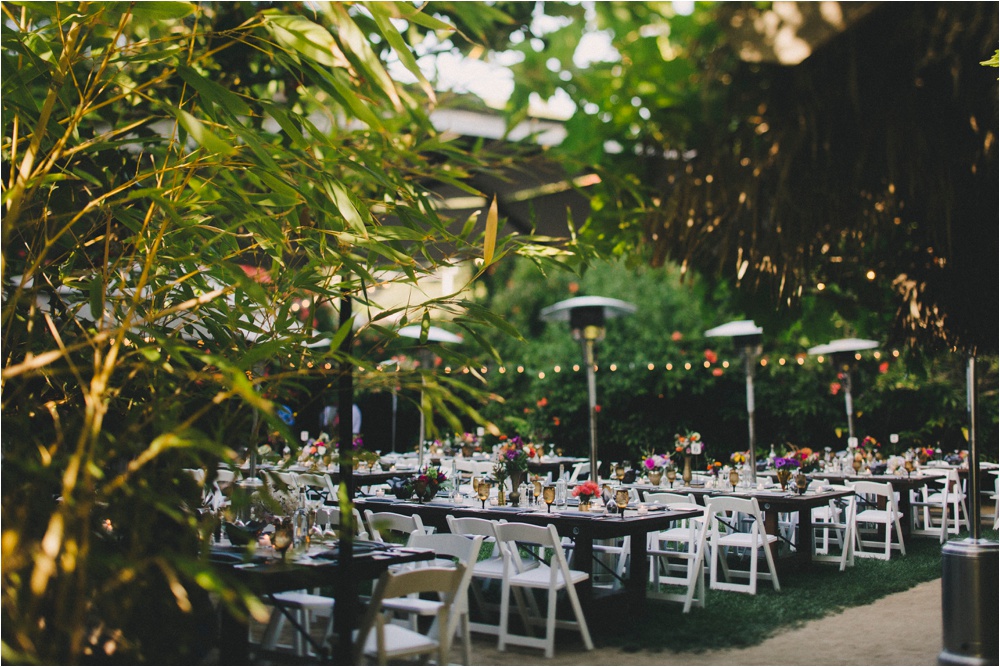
[667,469,677,488]
[904,459,915,478]
[615,463,625,482]
[477,481,491,509]
[614,488,630,519]
[272,521,293,561]
[543,485,556,513]
[729,469,740,492]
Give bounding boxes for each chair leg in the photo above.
[497,580,511,652]
[564,574,594,651]
[544,586,557,659]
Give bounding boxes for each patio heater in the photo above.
[398,324,463,470]
[807,338,879,440]
[540,296,637,484]
[705,320,764,483]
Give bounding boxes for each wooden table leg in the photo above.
[626,529,649,613]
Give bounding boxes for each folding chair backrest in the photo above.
[365,510,425,543]
[406,533,484,614]
[850,480,898,511]
[493,522,569,579]
[706,495,765,533]
[645,492,699,508]
[446,515,497,540]
[265,470,300,493]
[297,472,332,501]
[317,506,367,538]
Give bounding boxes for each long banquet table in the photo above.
[355,495,701,618]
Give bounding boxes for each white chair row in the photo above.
[362,512,593,660]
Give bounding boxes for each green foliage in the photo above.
[466,257,998,467]
[0,2,561,662]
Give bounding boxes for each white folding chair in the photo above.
[381,532,483,665]
[568,460,601,484]
[364,510,427,544]
[920,469,970,536]
[317,505,369,541]
[706,496,780,595]
[810,485,856,570]
[296,471,336,505]
[446,516,521,638]
[493,522,594,659]
[849,480,906,560]
[909,471,951,543]
[645,493,709,611]
[353,566,466,665]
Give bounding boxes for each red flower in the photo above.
[552,416,561,426]
[879,361,889,373]
[830,382,841,396]
[568,282,580,294]
[704,349,718,364]
[537,397,548,408]
[671,331,683,341]
[712,368,724,377]
[594,404,602,413]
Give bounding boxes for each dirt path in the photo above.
[465,578,943,666]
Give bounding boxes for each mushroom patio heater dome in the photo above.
[540,296,636,483]
[807,337,879,440]
[705,320,764,482]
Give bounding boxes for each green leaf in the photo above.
[368,3,435,104]
[130,2,195,21]
[483,196,498,267]
[329,5,402,110]
[176,65,251,117]
[263,11,343,68]
[325,179,370,239]
[169,107,236,156]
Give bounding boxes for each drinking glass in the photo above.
[614,488,630,519]
[543,485,556,513]
[477,482,491,509]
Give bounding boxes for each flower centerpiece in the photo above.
[406,466,448,502]
[298,436,333,469]
[497,435,536,506]
[573,480,601,511]
[674,431,705,485]
[773,456,799,490]
[790,446,821,473]
[643,452,671,485]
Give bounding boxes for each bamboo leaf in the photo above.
[176,65,251,117]
[368,3,435,104]
[169,107,235,156]
[330,5,402,111]
[483,196,498,267]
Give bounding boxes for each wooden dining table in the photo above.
[354,495,701,619]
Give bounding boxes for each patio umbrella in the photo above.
[807,338,879,439]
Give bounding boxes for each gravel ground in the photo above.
[463,578,945,666]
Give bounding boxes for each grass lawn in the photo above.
[595,529,997,654]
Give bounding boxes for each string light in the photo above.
[573,364,580,371]
[647,363,655,371]
[517,366,524,373]
[722,360,730,368]
[609,364,618,372]
[684,362,692,370]
[538,371,546,379]
[554,365,561,373]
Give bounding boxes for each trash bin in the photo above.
[939,538,999,666]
